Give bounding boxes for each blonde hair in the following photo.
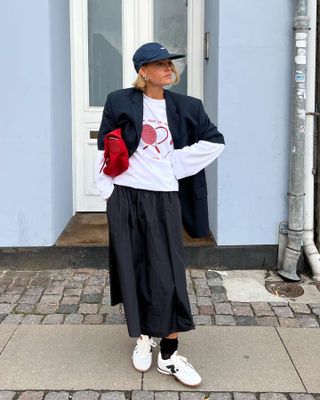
[132,61,180,91]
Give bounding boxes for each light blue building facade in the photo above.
[0,0,293,249]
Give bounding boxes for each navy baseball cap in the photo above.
[132,42,185,73]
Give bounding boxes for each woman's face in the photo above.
[139,59,174,87]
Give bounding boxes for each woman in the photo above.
[95,42,225,387]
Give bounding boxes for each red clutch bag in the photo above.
[99,128,129,177]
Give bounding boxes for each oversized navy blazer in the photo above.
[98,87,225,238]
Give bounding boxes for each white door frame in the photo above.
[70,0,204,213]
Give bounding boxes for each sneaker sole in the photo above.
[157,366,201,387]
[132,359,152,373]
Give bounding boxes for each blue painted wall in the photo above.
[204,0,293,245]
[0,0,72,246]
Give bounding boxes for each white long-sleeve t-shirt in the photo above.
[95,93,224,200]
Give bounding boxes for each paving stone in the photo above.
[289,395,316,400]
[42,314,64,324]
[233,393,257,400]
[260,394,288,400]
[309,302,320,308]
[1,314,24,324]
[0,303,15,313]
[195,287,211,296]
[251,302,272,311]
[57,304,79,314]
[210,286,226,294]
[232,306,254,316]
[209,394,232,400]
[188,293,197,303]
[0,391,16,400]
[100,392,126,400]
[44,391,70,400]
[190,304,199,315]
[214,302,233,315]
[34,303,58,314]
[0,294,21,303]
[278,317,300,327]
[83,314,104,324]
[257,317,279,326]
[15,303,35,313]
[24,287,44,295]
[18,391,45,399]
[64,314,84,324]
[193,278,209,288]
[272,306,294,318]
[289,303,310,314]
[78,303,99,314]
[21,315,44,324]
[180,393,205,400]
[190,269,206,278]
[197,297,212,306]
[205,270,222,279]
[253,308,275,317]
[230,301,250,307]
[296,314,319,327]
[60,296,80,305]
[64,288,82,296]
[207,278,223,286]
[154,392,179,400]
[193,315,212,325]
[43,285,64,295]
[211,293,228,302]
[0,314,8,323]
[72,391,100,400]
[105,314,126,324]
[236,316,258,326]
[199,305,215,315]
[311,307,320,316]
[39,294,63,303]
[132,391,154,400]
[80,293,103,303]
[82,286,103,295]
[214,315,236,325]
[268,301,288,306]
[18,295,40,304]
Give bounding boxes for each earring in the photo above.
[143,76,149,81]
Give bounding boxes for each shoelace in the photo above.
[171,353,194,372]
[133,337,157,357]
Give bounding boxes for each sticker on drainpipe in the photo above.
[295,72,305,82]
[295,55,306,64]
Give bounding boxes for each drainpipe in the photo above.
[303,0,320,281]
[278,0,309,281]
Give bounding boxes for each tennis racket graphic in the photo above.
[141,124,169,153]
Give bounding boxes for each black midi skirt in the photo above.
[106,184,195,338]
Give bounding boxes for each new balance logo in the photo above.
[166,364,177,374]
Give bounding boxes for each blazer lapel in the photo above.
[131,89,143,142]
[164,89,180,147]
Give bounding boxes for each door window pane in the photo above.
[88,0,122,106]
[154,0,187,95]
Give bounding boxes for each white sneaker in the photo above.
[157,350,202,387]
[132,334,157,372]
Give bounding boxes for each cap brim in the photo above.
[145,53,186,64]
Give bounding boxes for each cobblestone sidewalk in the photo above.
[0,268,319,328]
[0,389,319,400]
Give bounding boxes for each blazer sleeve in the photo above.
[97,94,116,150]
[170,100,225,179]
[197,100,225,144]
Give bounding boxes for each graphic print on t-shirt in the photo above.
[141,119,173,160]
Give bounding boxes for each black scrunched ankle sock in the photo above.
[160,337,179,360]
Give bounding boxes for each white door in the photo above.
[70,0,204,212]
